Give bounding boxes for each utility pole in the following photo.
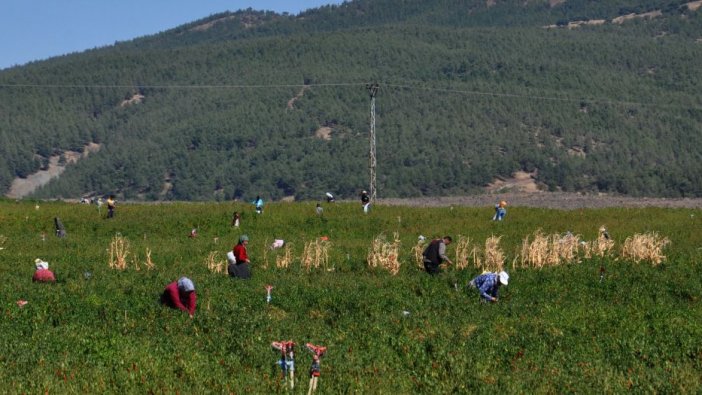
[367,82,379,202]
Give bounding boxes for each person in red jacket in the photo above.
[32,258,56,282]
[229,235,251,279]
[161,277,197,317]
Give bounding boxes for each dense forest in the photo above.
[0,0,701,201]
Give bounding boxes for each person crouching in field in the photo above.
[33,258,56,283]
[422,236,453,275]
[228,235,251,279]
[469,271,509,302]
[161,277,197,318]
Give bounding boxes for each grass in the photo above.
[0,200,701,393]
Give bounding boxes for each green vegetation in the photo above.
[0,0,701,200]
[1,200,700,392]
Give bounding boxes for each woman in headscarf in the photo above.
[228,235,252,279]
[160,277,197,317]
[33,258,56,282]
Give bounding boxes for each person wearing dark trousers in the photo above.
[422,236,453,275]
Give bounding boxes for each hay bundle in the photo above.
[411,239,426,269]
[367,233,401,275]
[276,244,294,269]
[483,235,505,272]
[621,232,670,265]
[302,239,330,272]
[108,235,130,270]
[582,227,615,259]
[454,235,473,270]
[143,248,155,270]
[519,230,583,268]
[205,251,226,274]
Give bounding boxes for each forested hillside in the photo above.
[1,0,701,201]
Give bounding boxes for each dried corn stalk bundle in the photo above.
[108,235,130,270]
[276,244,294,269]
[367,233,401,275]
[582,227,615,259]
[302,239,330,272]
[411,239,426,269]
[483,235,505,273]
[621,232,670,265]
[204,251,226,274]
[143,248,155,270]
[454,235,472,270]
[519,230,582,268]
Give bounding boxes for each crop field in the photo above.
[1,200,701,393]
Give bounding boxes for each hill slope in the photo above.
[1,0,701,200]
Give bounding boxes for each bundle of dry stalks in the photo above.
[109,235,130,270]
[582,227,615,259]
[133,247,156,271]
[276,244,294,269]
[411,239,426,269]
[518,230,582,268]
[368,233,401,275]
[302,239,330,272]
[204,251,226,274]
[454,235,472,270]
[483,235,505,272]
[621,232,670,265]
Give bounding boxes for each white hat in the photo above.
[498,271,509,285]
[177,277,195,292]
[35,259,49,270]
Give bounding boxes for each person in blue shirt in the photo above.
[468,271,509,302]
[253,195,264,214]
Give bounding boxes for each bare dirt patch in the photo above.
[120,94,144,108]
[315,127,333,141]
[6,143,102,199]
[687,1,702,11]
[612,10,662,24]
[487,171,540,193]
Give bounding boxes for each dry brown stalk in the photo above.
[483,235,505,272]
[144,248,155,270]
[519,230,584,268]
[367,233,401,275]
[454,235,472,270]
[109,235,129,270]
[276,244,294,269]
[302,239,330,272]
[411,239,426,269]
[582,227,615,259]
[205,251,226,274]
[621,232,670,265]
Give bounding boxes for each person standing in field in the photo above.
[253,196,264,214]
[316,203,323,216]
[231,211,241,227]
[229,235,252,279]
[33,258,56,282]
[422,236,453,275]
[107,195,116,218]
[360,190,370,213]
[161,277,197,317]
[468,271,509,302]
[54,217,67,238]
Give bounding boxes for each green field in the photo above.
[1,200,700,393]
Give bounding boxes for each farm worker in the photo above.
[492,200,507,221]
[161,277,197,317]
[229,235,251,279]
[231,211,241,227]
[316,203,323,216]
[33,258,56,282]
[54,217,67,238]
[253,195,264,214]
[422,236,453,275]
[360,190,370,213]
[468,271,509,302]
[325,192,335,203]
[106,195,116,218]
